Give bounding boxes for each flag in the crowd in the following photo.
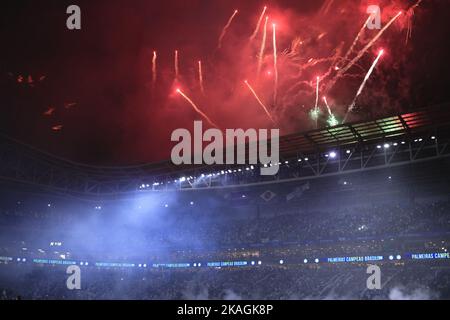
[260,190,277,202]
[286,182,310,201]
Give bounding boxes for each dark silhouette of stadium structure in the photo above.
[1,105,450,197]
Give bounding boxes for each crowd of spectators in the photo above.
[1,262,449,300]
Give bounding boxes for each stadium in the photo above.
[1,0,450,302]
[1,106,450,300]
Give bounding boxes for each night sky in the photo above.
[1,0,450,165]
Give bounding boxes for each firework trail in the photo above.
[323,96,332,115]
[250,6,267,41]
[217,10,239,49]
[244,80,276,124]
[406,0,423,44]
[198,60,205,95]
[313,76,320,128]
[323,96,339,126]
[257,16,269,77]
[320,0,336,15]
[343,49,384,123]
[327,11,401,92]
[272,23,278,104]
[339,15,372,67]
[152,51,157,90]
[174,50,179,79]
[177,89,219,128]
[315,76,320,110]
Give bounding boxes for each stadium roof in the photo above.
[279,107,450,156]
[1,104,450,196]
[1,105,450,178]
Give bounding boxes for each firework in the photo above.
[339,15,372,67]
[323,96,332,115]
[52,125,63,131]
[174,50,179,79]
[64,102,77,109]
[198,60,205,95]
[177,89,219,128]
[152,51,157,90]
[257,16,269,77]
[272,23,278,104]
[327,11,401,92]
[406,0,423,44]
[327,114,339,127]
[217,10,239,49]
[315,76,320,110]
[244,80,276,124]
[250,6,267,41]
[309,107,321,122]
[43,107,55,116]
[312,76,320,128]
[343,49,384,123]
[320,0,336,15]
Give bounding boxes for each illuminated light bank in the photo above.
[33,259,77,265]
[206,261,248,267]
[327,256,383,263]
[411,252,450,260]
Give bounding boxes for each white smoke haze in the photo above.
[182,286,209,300]
[388,286,436,300]
[223,289,243,300]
